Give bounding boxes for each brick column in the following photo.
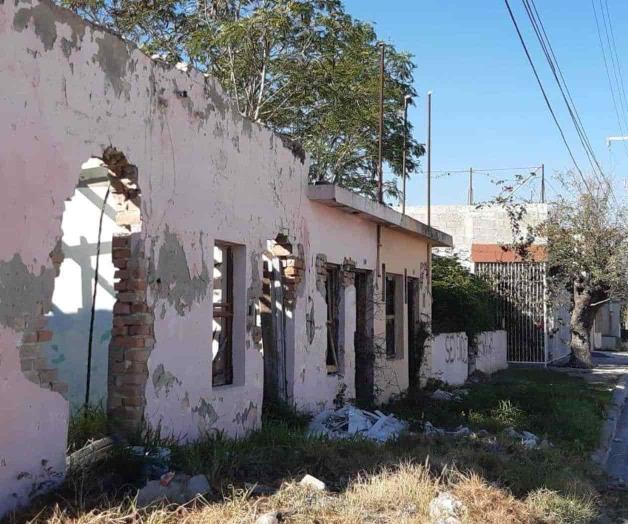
[103,147,152,436]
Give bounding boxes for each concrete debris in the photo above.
[423,422,471,439]
[136,473,210,507]
[428,491,465,524]
[308,406,408,443]
[299,474,326,491]
[255,512,282,524]
[430,389,470,402]
[175,62,189,72]
[502,427,546,449]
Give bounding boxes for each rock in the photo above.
[245,482,276,496]
[476,429,491,438]
[503,427,521,440]
[136,473,210,507]
[255,512,281,524]
[423,421,445,437]
[539,438,552,450]
[299,474,326,491]
[449,426,471,438]
[429,491,464,524]
[520,431,539,449]
[431,389,454,401]
[186,474,210,499]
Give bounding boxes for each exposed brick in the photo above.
[38,369,58,384]
[117,292,144,304]
[37,330,53,342]
[114,280,127,291]
[120,313,153,326]
[126,349,150,363]
[51,382,69,395]
[20,343,41,359]
[121,373,148,386]
[129,324,151,336]
[126,279,147,291]
[113,303,131,315]
[131,303,149,313]
[112,236,130,248]
[22,370,40,383]
[21,358,35,371]
[113,258,128,270]
[21,332,38,344]
[122,396,145,407]
[114,269,129,280]
[112,248,131,259]
[111,326,128,336]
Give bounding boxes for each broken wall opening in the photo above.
[261,234,304,409]
[44,158,120,411]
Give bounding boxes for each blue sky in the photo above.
[343,0,628,206]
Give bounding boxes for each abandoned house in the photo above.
[0,0,452,515]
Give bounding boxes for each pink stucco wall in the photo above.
[0,1,434,515]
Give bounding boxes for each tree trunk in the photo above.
[569,283,606,368]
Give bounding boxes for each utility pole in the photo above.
[377,42,385,204]
[427,91,432,227]
[402,94,411,215]
[468,167,474,205]
[540,163,545,204]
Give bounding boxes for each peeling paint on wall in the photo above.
[192,398,218,427]
[0,255,55,330]
[152,363,181,397]
[233,401,257,428]
[149,227,209,316]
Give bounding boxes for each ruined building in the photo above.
[0,0,451,515]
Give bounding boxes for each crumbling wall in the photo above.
[0,1,436,515]
[374,227,431,402]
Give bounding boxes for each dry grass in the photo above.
[27,463,597,524]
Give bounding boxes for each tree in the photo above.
[60,0,423,201]
[540,174,628,367]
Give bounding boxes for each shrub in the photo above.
[431,255,497,337]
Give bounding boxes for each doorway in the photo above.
[407,277,421,388]
[354,270,374,406]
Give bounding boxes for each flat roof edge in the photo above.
[307,184,453,247]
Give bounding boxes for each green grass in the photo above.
[9,369,619,523]
[66,404,109,453]
[386,368,612,453]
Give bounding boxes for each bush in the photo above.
[432,255,497,337]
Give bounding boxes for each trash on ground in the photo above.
[136,473,210,506]
[502,427,547,449]
[423,422,471,439]
[308,406,408,442]
[430,389,469,402]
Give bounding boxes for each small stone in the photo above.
[429,491,464,523]
[476,429,491,438]
[431,389,454,401]
[255,512,281,524]
[449,426,471,438]
[299,474,326,491]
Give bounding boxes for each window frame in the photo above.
[212,242,234,387]
[326,263,341,375]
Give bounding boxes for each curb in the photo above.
[592,374,628,468]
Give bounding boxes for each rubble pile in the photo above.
[308,406,408,442]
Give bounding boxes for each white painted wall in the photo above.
[44,184,118,410]
[430,332,468,386]
[474,330,507,375]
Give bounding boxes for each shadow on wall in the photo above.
[44,307,112,410]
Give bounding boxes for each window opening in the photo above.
[385,275,397,358]
[326,264,340,374]
[213,242,234,386]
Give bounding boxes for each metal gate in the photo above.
[475,262,547,363]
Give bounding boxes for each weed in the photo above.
[66,404,108,453]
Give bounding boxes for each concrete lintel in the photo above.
[307,184,453,247]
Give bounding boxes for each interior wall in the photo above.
[44,184,118,409]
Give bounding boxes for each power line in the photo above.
[522,0,616,204]
[503,0,595,197]
[592,0,628,160]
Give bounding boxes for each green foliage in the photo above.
[67,404,108,453]
[59,0,423,201]
[431,255,497,337]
